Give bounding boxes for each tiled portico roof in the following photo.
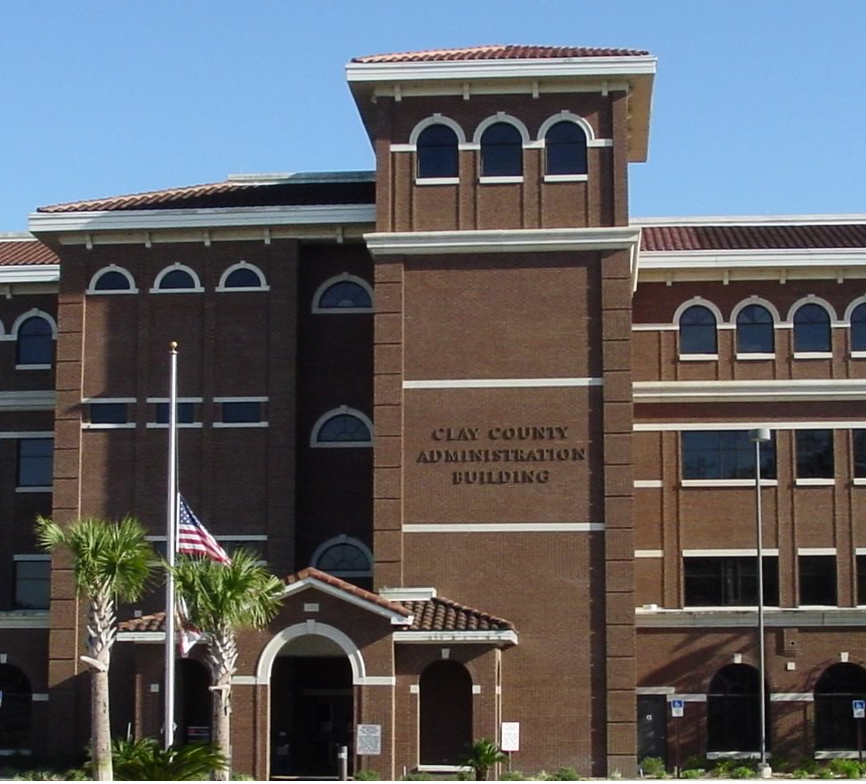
[119,612,168,632]
[352,44,650,63]
[640,223,866,252]
[401,596,514,632]
[287,567,413,619]
[0,237,58,265]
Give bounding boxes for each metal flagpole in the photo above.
[164,341,179,749]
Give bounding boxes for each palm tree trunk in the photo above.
[210,629,237,781]
[91,667,113,781]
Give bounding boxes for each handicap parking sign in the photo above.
[853,700,865,719]
[671,699,684,718]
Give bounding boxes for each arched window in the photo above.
[793,303,832,353]
[89,266,136,293]
[545,120,588,175]
[417,124,459,179]
[736,304,774,354]
[707,664,767,752]
[815,663,866,751]
[218,263,267,291]
[679,305,718,355]
[0,664,32,753]
[152,265,202,293]
[16,315,54,366]
[313,275,373,313]
[311,408,373,447]
[480,122,523,177]
[312,536,373,578]
[851,303,866,352]
[420,660,473,766]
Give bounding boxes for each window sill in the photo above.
[736,353,775,361]
[793,352,832,360]
[85,289,139,296]
[311,307,374,315]
[311,441,373,448]
[795,478,835,486]
[212,421,269,429]
[816,752,866,760]
[16,364,51,371]
[543,173,588,182]
[82,423,135,430]
[706,752,768,761]
[146,423,203,429]
[798,605,840,610]
[681,479,778,488]
[678,354,718,362]
[414,177,459,186]
[657,606,782,613]
[148,287,205,294]
[16,486,52,493]
[214,286,270,293]
[853,478,866,485]
[479,175,523,184]
[852,351,866,359]
[417,766,471,774]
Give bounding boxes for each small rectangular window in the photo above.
[681,431,776,480]
[221,401,261,424]
[684,556,779,607]
[18,438,53,487]
[156,402,195,424]
[14,559,50,610]
[799,555,837,605]
[89,402,128,424]
[854,430,866,479]
[796,430,834,479]
[858,556,866,605]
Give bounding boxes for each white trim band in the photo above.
[403,522,603,533]
[404,377,602,389]
[393,630,517,645]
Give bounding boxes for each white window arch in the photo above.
[216,261,269,292]
[537,111,596,143]
[150,263,204,294]
[310,406,373,448]
[408,114,467,146]
[843,296,866,325]
[312,273,373,313]
[311,535,373,578]
[86,265,138,294]
[730,296,782,325]
[472,113,531,145]
[671,296,726,328]
[785,295,837,325]
[12,309,57,368]
[11,309,58,339]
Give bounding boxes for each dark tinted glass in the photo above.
[318,414,371,443]
[545,121,587,175]
[90,402,128,424]
[736,304,774,353]
[684,557,779,606]
[94,270,131,291]
[679,305,717,354]
[14,561,50,610]
[480,122,522,177]
[815,664,866,751]
[319,281,372,309]
[795,429,834,478]
[682,430,776,480]
[224,268,262,288]
[793,303,831,352]
[417,124,459,179]
[854,430,866,478]
[799,556,837,605]
[156,402,195,424]
[17,317,53,365]
[18,438,53,487]
[0,664,31,751]
[222,401,261,423]
[851,304,866,351]
[317,543,371,574]
[707,664,766,752]
[158,269,197,290]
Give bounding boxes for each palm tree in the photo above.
[36,516,155,782]
[171,549,284,781]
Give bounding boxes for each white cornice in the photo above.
[637,608,866,628]
[634,379,866,404]
[634,214,866,227]
[0,265,59,284]
[28,204,376,234]
[639,248,866,271]
[393,629,518,645]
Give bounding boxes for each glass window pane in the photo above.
[799,556,837,605]
[682,431,776,480]
[417,125,459,178]
[224,268,261,288]
[90,403,128,424]
[158,269,197,290]
[480,123,522,177]
[18,438,53,487]
[794,304,831,352]
[17,317,53,365]
[679,306,717,354]
[854,431,866,479]
[852,305,866,352]
[796,430,834,478]
[317,414,371,443]
[221,402,261,423]
[319,281,372,310]
[736,305,774,353]
[14,560,50,610]
[545,121,587,175]
[94,270,131,291]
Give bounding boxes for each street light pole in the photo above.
[750,428,772,779]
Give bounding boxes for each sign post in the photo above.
[854,700,865,762]
[501,722,520,773]
[670,699,684,778]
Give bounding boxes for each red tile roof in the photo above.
[119,612,168,632]
[287,567,412,618]
[352,44,650,63]
[402,596,514,632]
[640,223,866,252]
[0,238,59,266]
[37,178,375,213]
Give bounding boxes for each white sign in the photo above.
[356,724,382,756]
[853,700,865,719]
[501,721,520,752]
[670,699,684,718]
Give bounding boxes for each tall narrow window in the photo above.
[480,122,522,177]
[736,304,774,354]
[544,121,587,175]
[851,303,866,351]
[420,661,473,766]
[815,664,866,751]
[707,664,767,752]
[679,305,717,355]
[18,438,53,488]
[793,303,831,353]
[17,316,53,366]
[854,430,866,479]
[416,124,459,179]
[14,559,50,610]
[795,429,834,479]
[799,556,837,605]
[0,664,32,753]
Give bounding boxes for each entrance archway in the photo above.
[0,664,32,754]
[420,660,473,766]
[267,632,355,779]
[177,659,212,744]
[815,663,866,751]
[707,663,769,752]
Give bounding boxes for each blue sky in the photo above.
[1,1,864,230]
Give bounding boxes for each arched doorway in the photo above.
[815,663,866,751]
[0,664,32,754]
[269,634,354,778]
[177,659,212,744]
[707,664,769,752]
[420,660,473,766]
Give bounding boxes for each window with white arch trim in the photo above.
[87,265,137,294]
[312,536,373,579]
[312,274,373,313]
[310,406,373,447]
[14,311,57,368]
[217,262,268,292]
[151,264,203,293]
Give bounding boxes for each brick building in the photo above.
[1,44,866,778]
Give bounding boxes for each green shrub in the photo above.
[230,774,255,781]
[499,772,527,781]
[402,774,433,781]
[111,737,227,781]
[548,767,582,780]
[681,769,704,779]
[14,773,65,781]
[640,757,667,778]
[730,766,754,779]
[818,766,837,779]
[712,759,737,777]
[354,770,381,781]
[829,758,863,779]
[682,755,709,771]
[460,738,506,780]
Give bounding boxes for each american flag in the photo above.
[177,496,232,565]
